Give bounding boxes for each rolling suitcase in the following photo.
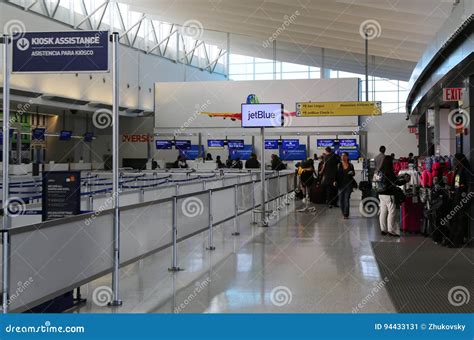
[401,196,424,233]
[309,182,326,204]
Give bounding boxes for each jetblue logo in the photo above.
[247,110,276,121]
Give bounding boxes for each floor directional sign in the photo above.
[12,31,109,73]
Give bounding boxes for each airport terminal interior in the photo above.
[0,0,472,315]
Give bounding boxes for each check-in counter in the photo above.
[0,163,33,175]
[70,162,92,171]
[44,163,69,171]
[10,164,32,175]
[194,162,217,170]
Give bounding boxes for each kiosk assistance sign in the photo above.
[12,31,109,73]
[42,171,81,221]
[296,101,382,116]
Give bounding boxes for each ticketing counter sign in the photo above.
[296,101,382,116]
[12,31,109,73]
[241,103,283,127]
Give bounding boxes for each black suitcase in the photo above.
[309,182,325,204]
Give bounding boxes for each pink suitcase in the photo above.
[401,196,424,233]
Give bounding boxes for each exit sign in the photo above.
[443,88,463,102]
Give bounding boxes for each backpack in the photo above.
[372,171,387,193]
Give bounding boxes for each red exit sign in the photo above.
[122,134,153,143]
[443,88,463,102]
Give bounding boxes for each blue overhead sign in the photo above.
[12,31,109,73]
[264,139,279,149]
[281,139,299,150]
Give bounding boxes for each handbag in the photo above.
[393,187,406,205]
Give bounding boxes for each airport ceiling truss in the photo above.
[6,0,228,74]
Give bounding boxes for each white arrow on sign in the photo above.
[16,38,30,51]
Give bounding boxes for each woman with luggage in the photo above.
[378,156,408,237]
[335,152,356,219]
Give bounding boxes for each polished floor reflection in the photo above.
[75,193,399,313]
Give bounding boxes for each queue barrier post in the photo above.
[168,195,184,272]
[232,184,240,236]
[206,190,215,250]
[251,180,257,225]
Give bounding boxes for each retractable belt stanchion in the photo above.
[232,184,240,236]
[251,179,257,224]
[1,34,11,314]
[206,190,215,250]
[169,195,183,271]
[109,32,122,307]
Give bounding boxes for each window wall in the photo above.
[229,54,408,113]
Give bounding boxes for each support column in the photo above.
[461,75,474,242]
[418,117,427,157]
[433,106,440,155]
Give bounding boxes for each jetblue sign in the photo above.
[241,103,283,128]
[12,31,109,73]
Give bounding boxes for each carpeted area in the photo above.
[371,239,474,313]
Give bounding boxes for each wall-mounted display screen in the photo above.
[207,139,225,149]
[180,145,203,160]
[281,139,299,150]
[175,140,191,150]
[155,140,173,149]
[84,132,93,142]
[264,139,279,149]
[59,130,72,141]
[229,145,253,160]
[227,139,244,149]
[241,103,283,128]
[280,145,307,161]
[32,128,46,141]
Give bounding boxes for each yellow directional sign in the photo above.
[296,101,382,116]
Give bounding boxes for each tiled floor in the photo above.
[75,193,399,313]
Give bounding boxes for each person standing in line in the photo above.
[271,154,286,171]
[245,153,260,169]
[335,152,356,219]
[374,145,386,172]
[320,147,339,208]
[216,155,225,168]
[378,156,407,237]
